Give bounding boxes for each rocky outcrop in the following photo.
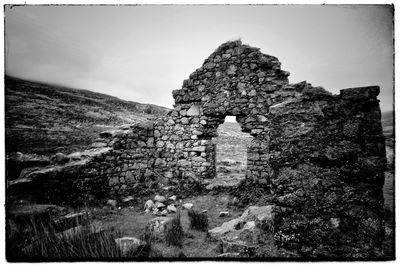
[6,152,52,181]
[7,147,111,205]
[209,205,276,257]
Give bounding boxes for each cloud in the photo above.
[5,6,102,82]
[4,5,394,111]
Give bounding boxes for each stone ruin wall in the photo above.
[265,86,386,257]
[77,122,157,202]
[16,41,386,257]
[148,41,387,256]
[152,41,294,190]
[9,122,157,205]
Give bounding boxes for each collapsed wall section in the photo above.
[80,122,157,200]
[8,121,158,205]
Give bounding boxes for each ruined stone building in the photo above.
[11,40,388,257]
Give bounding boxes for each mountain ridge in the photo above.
[5,75,170,156]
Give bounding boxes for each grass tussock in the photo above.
[6,213,161,261]
[187,209,209,232]
[7,223,120,260]
[165,210,184,247]
[136,231,163,258]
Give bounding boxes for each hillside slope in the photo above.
[5,75,169,156]
[381,110,394,168]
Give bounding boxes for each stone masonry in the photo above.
[153,40,292,190]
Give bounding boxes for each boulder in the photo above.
[161,210,168,216]
[155,202,165,209]
[154,195,166,203]
[219,211,230,217]
[167,204,177,213]
[208,205,276,257]
[210,206,275,239]
[146,217,174,240]
[182,203,193,210]
[168,195,177,202]
[144,200,155,211]
[122,196,134,204]
[107,199,117,208]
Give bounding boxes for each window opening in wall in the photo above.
[211,116,252,187]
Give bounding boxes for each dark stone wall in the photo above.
[79,122,157,201]
[8,122,158,206]
[268,86,386,257]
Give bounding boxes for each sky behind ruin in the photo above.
[5,5,394,112]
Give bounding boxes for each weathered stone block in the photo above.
[187,104,201,116]
[340,86,380,99]
[155,158,166,167]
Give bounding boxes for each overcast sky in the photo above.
[5,5,394,111]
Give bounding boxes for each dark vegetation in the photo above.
[187,209,209,231]
[6,212,156,261]
[137,230,163,258]
[165,211,184,247]
[5,75,169,156]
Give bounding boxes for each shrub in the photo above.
[187,209,208,231]
[135,230,163,258]
[165,211,183,247]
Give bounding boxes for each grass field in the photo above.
[211,120,252,187]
